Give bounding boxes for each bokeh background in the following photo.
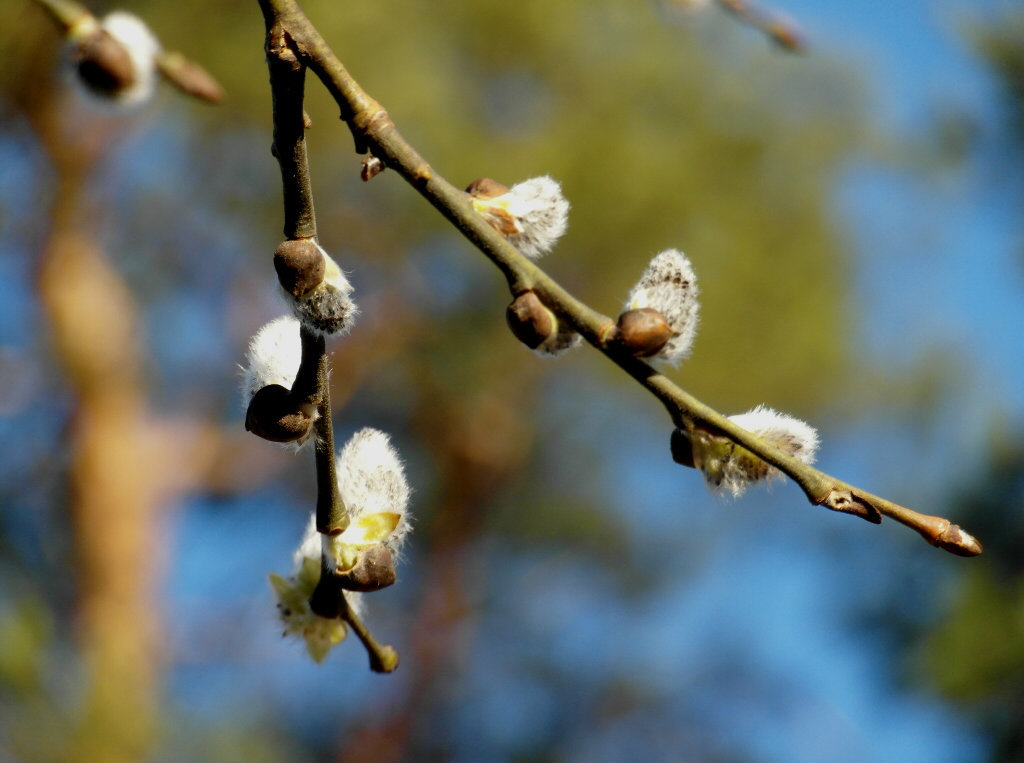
[1,0,1023,761]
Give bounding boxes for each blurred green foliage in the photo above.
[974,13,1024,145]
[890,15,1024,763]
[916,436,1024,762]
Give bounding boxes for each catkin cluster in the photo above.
[243,238,411,664]
[470,174,818,498]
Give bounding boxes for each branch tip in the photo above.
[927,522,983,558]
[155,50,225,104]
[369,644,400,674]
[342,596,400,673]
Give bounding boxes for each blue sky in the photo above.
[787,0,1024,414]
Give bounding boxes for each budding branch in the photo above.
[258,0,981,564]
[259,0,400,673]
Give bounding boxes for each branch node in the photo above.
[354,106,392,138]
[817,489,883,524]
[597,319,617,345]
[266,28,301,70]
[412,162,433,185]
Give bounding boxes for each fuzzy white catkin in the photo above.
[504,176,569,259]
[240,315,302,408]
[703,405,819,497]
[321,248,354,294]
[474,176,569,259]
[729,405,819,466]
[293,513,322,571]
[336,428,412,554]
[286,245,358,337]
[95,12,161,105]
[535,328,582,357]
[625,248,700,365]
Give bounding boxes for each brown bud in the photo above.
[155,50,225,104]
[465,177,510,200]
[72,29,136,97]
[611,308,672,357]
[274,239,324,297]
[932,524,983,557]
[506,291,556,349]
[361,155,384,182]
[336,545,397,592]
[670,428,695,468]
[244,384,314,443]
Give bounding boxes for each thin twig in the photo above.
[260,2,347,536]
[261,4,317,241]
[29,0,92,34]
[341,593,400,674]
[260,0,981,557]
[715,0,805,52]
[307,327,347,535]
[260,0,396,668]
[33,0,225,104]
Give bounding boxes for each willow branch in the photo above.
[260,0,401,672]
[262,6,316,241]
[29,0,90,32]
[259,3,348,540]
[714,0,805,52]
[341,590,400,674]
[260,0,980,558]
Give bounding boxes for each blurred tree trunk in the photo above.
[24,70,163,763]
